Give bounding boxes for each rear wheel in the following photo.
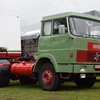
[10,74,18,80]
[0,59,10,87]
[19,76,37,85]
[0,66,10,87]
[39,63,61,91]
[74,74,96,88]
[0,74,10,87]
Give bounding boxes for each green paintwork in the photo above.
[42,12,100,21]
[34,12,100,74]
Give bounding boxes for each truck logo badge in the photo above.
[94,52,100,61]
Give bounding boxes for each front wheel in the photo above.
[74,74,96,88]
[39,63,61,91]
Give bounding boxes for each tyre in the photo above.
[0,59,10,87]
[0,68,10,87]
[74,74,96,88]
[19,76,37,85]
[39,63,61,91]
[0,74,10,87]
[10,74,18,80]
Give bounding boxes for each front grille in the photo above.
[77,50,100,62]
[87,51,100,62]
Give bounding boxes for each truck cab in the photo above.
[34,12,100,91]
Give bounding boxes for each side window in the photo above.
[53,18,67,34]
[43,21,51,36]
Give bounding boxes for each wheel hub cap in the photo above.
[42,70,53,86]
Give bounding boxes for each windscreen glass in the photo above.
[69,17,100,38]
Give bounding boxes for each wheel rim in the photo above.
[42,69,54,87]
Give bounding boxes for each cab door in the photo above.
[50,18,71,64]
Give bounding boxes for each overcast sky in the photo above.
[0,0,100,32]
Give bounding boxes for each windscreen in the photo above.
[69,17,100,38]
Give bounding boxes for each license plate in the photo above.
[94,65,100,69]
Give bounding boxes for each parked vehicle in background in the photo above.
[21,30,40,57]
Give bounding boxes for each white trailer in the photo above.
[0,14,21,55]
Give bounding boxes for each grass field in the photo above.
[0,79,100,100]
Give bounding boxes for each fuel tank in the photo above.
[11,61,35,77]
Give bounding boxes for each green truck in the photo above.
[0,12,100,91]
[34,12,100,90]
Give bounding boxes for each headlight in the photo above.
[80,66,86,72]
[80,66,87,78]
[80,74,86,78]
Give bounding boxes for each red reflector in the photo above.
[70,52,73,57]
[77,50,87,62]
